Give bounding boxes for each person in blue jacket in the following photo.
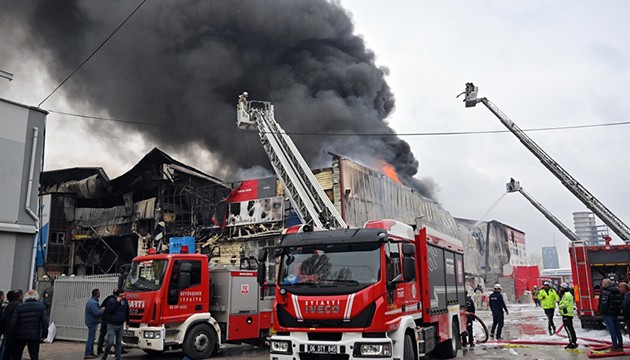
[84,288,104,359]
[489,284,509,340]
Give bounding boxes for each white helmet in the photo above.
[560,282,569,289]
[494,283,502,289]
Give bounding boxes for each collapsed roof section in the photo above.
[39,148,230,242]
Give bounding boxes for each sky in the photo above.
[1,1,629,268]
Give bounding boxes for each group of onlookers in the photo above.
[84,288,130,360]
[0,289,50,360]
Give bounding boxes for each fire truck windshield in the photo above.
[124,259,168,292]
[278,242,380,292]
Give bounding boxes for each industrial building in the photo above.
[0,97,47,291]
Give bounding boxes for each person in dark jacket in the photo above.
[101,289,129,360]
[8,289,49,360]
[0,291,5,360]
[97,289,117,355]
[464,291,476,347]
[619,282,630,335]
[599,279,624,351]
[489,284,509,340]
[3,289,23,360]
[84,288,104,359]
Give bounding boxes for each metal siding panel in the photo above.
[51,275,118,341]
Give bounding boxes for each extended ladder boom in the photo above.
[506,178,581,242]
[236,93,346,229]
[462,83,630,242]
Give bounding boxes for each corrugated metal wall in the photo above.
[51,275,119,341]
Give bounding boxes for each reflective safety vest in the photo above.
[558,291,575,317]
[538,288,559,309]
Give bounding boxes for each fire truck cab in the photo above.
[121,248,271,359]
[258,219,466,359]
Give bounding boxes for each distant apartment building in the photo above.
[541,246,560,269]
[573,211,609,245]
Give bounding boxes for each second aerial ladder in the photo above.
[461,83,630,242]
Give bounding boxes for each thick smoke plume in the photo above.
[1,0,437,199]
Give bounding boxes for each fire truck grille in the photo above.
[299,354,349,360]
[276,303,375,328]
[308,333,343,341]
[129,307,145,322]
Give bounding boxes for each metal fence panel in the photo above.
[50,275,119,341]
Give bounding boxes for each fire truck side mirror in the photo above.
[178,262,192,289]
[257,265,266,286]
[401,243,416,282]
[258,249,268,263]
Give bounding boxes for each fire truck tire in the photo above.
[183,323,217,360]
[433,319,460,359]
[403,335,415,360]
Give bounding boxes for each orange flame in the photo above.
[380,160,401,184]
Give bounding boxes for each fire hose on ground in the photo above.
[469,316,630,358]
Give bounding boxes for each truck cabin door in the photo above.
[386,242,418,305]
[164,259,205,323]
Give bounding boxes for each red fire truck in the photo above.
[121,247,272,359]
[257,219,467,359]
[569,241,630,329]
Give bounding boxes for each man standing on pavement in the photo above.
[464,291,476,347]
[97,289,117,355]
[538,281,559,335]
[84,289,104,359]
[8,289,49,360]
[0,291,5,359]
[558,283,577,349]
[618,282,630,335]
[599,278,624,351]
[3,289,23,360]
[532,286,541,307]
[489,284,508,340]
[101,289,129,360]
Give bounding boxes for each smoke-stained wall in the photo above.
[0,98,47,291]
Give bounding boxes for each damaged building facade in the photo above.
[37,148,532,303]
[38,148,229,276]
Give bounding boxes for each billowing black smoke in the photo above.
[1,0,437,199]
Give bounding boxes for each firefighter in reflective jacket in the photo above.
[538,281,559,335]
[558,283,577,349]
[489,284,508,340]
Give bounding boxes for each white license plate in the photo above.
[308,344,338,354]
[123,330,134,337]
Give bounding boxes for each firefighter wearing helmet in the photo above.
[538,281,559,335]
[489,283,508,340]
[558,283,577,349]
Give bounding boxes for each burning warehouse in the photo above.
[38,148,229,276]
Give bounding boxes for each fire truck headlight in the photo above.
[143,331,161,339]
[354,342,392,357]
[269,340,292,354]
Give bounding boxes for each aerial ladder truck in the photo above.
[506,178,581,242]
[236,92,346,229]
[461,84,630,328]
[238,93,467,359]
[460,83,630,243]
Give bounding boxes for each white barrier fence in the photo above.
[50,275,119,341]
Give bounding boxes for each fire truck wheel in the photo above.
[433,319,460,359]
[183,323,217,360]
[403,335,415,360]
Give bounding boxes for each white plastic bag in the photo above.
[44,322,56,343]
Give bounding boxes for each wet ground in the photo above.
[33,304,627,359]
